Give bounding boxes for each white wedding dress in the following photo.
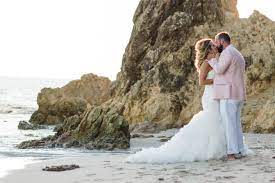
[127,70,250,164]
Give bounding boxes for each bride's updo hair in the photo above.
[195,38,213,72]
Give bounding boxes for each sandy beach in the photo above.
[1,133,275,183]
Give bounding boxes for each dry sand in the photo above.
[1,133,275,183]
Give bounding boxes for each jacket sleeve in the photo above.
[208,51,232,74]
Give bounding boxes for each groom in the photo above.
[207,32,246,161]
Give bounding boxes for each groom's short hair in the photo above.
[215,32,231,43]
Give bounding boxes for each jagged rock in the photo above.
[42,164,80,171]
[17,104,130,150]
[18,121,47,130]
[131,134,154,138]
[71,104,130,150]
[159,136,173,142]
[30,73,111,125]
[16,136,54,149]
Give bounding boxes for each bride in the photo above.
[126,38,251,164]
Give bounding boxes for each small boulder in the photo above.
[159,136,172,142]
[16,136,53,149]
[18,121,47,130]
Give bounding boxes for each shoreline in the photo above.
[1,133,275,183]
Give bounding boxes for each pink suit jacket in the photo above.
[208,45,246,101]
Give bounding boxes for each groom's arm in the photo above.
[208,51,232,74]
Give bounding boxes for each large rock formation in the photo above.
[18,103,130,150]
[110,0,275,133]
[30,73,112,125]
[110,0,228,131]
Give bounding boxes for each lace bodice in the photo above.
[202,69,218,111]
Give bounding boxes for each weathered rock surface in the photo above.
[17,136,54,149]
[242,79,275,133]
[131,134,154,138]
[221,0,239,18]
[251,98,275,133]
[18,104,130,150]
[18,121,48,130]
[30,73,111,125]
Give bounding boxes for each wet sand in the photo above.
[1,133,275,183]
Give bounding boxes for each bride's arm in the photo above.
[199,62,213,86]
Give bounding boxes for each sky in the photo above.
[0,0,274,81]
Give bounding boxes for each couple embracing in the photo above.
[127,32,253,163]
